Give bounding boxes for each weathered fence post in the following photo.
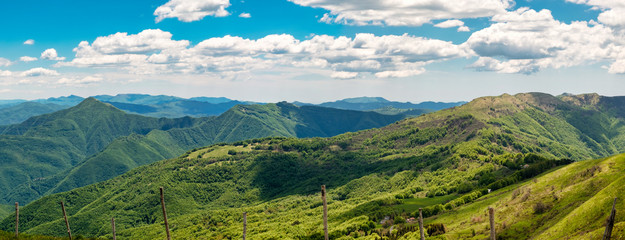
[60,201,72,240]
[112,217,116,240]
[489,207,496,240]
[602,197,617,240]
[15,202,18,238]
[321,185,329,240]
[243,212,247,240]
[418,208,425,240]
[160,187,172,240]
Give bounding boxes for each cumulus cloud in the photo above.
[41,49,66,61]
[464,8,624,74]
[62,30,469,78]
[20,68,60,77]
[154,0,230,23]
[434,19,470,32]
[567,0,625,28]
[0,57,11,67]
[290,0,513,26]
[20,56,38,62]
[23,39,34,45]
[609,59,625,74]
[0,70,11,77]
[239,12,251,18]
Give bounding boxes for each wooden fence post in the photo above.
[60,201,72,240]
[418,208,425,240]
[321,185,329,240]
[243,212,247,240]
[602,197,617,240]
[15,202,18,238]
[160,187,172,240]
[489,207,496,240]
[112,217,116,240]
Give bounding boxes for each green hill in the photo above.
[0,102,69,125]
[0,98,207,205]
[5,92,625,238]
[1,101,404,205]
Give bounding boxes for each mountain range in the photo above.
[3,92,625,239]
[0,94,465,125]
[0,98,406,205]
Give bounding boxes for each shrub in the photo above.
[533,201,551,214]
[426,223,446,236]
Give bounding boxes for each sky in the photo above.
[0,0,624,103]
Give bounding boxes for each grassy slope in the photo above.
[0,204,11,220]
[5,92,625,238]
[425,153,625,240]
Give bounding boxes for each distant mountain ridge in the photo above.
[296,96,466,111]
[0,94,464,125]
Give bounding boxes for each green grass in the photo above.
[394,195,459,213]
[426,153,625,240]
[0,204,12,220]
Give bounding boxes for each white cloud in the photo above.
[458,26,470,32]
[41,49,66,61]
[20,56,38,62]
[62,30,468,78]
[567,0,625,28]
[0,57,11,67]
[435,19,465,28]
[465,8,624,74]
[608,59,625,74]
[20,68,60,77]
[239,12,251,18]
[289,0,514,26]
[59,29,190,72]
[154,0,230,23]
[0,70,11,77]
[23,39,35,45]
[331,71,358,79]
[57,75,103,86]
[434,19,470,32]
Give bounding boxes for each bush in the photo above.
[426,223,446,236]
[394,216,406,224]
[457,181,474,194]
[533,201,551,214]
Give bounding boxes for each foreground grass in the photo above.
[423,154,625,240]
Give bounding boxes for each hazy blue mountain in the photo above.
[189,96,233,104]
[93,94,185,105]
[319,97,466,111]
[0,102,69,125]
[0,100,26,108]
[32,95,85,106]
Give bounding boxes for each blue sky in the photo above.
[0,0,623,103]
